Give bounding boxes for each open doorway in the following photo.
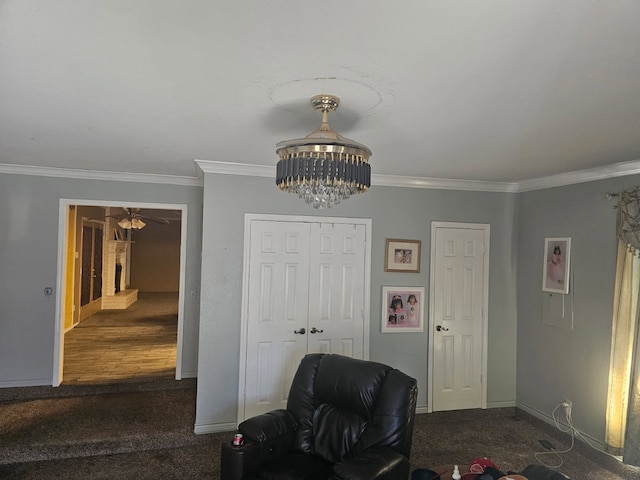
[53,200,188,386]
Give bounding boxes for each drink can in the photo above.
[233,433,244,446]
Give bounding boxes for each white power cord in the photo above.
[534,403,575,468]
[535,402,619,469]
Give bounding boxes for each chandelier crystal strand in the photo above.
[275,94,371,209]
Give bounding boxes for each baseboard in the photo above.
[516,400,607,451]
[517,401,565,430]
[487,400,517,408]
[194,422,237,435]
[0,378,51,388]
[416,400,515,415]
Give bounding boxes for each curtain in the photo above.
[605,188,640,464]
[624,323,640,465]
[605,241,640,453]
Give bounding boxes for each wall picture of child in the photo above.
[382,286,425,333]
[542,237,571,294]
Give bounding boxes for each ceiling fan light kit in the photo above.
[275,94,372,209]
[110,207,170,230]
[118,217,146,230]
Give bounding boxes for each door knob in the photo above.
[294,328,306,334]
[310,327,324,334]
[436,325,449,331]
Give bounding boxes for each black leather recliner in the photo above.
[221,353,418,480]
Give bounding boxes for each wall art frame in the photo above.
[542,237,571,294]
[381,286,425,333]
[384,238,421,273]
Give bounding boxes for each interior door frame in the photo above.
[427,221,490,413]
[78,218,106,321]
[53,198,189,386]
[238,213,372,423]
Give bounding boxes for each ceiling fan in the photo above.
[107,207,170,230]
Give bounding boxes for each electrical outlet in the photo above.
[563,399,572,417]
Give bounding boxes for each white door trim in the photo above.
[78,217,106,322]
[238,213,372,424]
[428,221,490,413]
[54,199,189,386]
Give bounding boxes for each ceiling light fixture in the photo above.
[275,94,372,209]
[118,217,146,230]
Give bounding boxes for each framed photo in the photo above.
[385,239,421,273]
[542,237,571,294]
[381,286,425,333]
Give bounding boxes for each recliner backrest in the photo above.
[287,354,418,464]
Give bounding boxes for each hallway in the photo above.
[62,292,178,384]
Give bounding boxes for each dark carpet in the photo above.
[0,379,637,479]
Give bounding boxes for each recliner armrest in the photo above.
[332,447,409,480]
[221,439,262,480]
[238,409,297,444]
[221,409,298,480]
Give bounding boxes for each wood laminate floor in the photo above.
[62,292,178,384]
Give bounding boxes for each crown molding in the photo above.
[4,158,640,192]
[194,159,273,177]
[0,163,203,186]
[516,159,640,192]
[194,160,519,192]
[195,159,640,192]
[371,174,519,193]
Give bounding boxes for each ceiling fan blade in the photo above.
[140,216,170,225]
[102,207,175,226]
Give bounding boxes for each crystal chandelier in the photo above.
[275,94,372,209]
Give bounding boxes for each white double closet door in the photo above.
[239,215,371,422]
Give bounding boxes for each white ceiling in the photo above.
[2,1,640,185]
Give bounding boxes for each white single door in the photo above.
[307,223,366,358]
[430,223,488,411]
[241,218,368,421]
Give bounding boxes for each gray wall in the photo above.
[7,167,629,446]
[0,173,203,385]
[516,174,640,445]
[131,219,182,292]
[195,172,519,431]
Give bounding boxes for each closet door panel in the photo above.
[243,221,311,420]
[307,223,366,358]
